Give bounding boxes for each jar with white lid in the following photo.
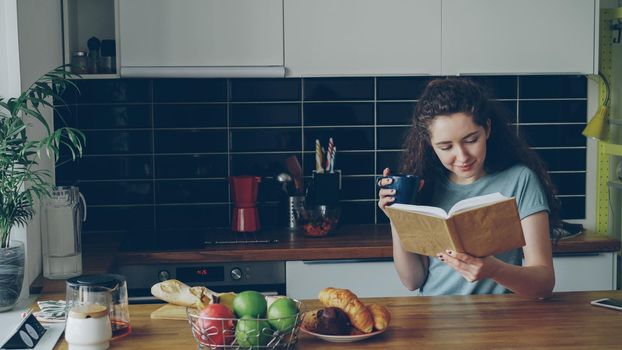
[65,304,112,350]
[70,51,88,74]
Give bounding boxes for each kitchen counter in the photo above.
[32,224,620,294]
[47,290,622,349]
[117,224,620,264]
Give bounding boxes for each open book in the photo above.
[385,193,525,257]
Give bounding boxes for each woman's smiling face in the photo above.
[428,112,490,184]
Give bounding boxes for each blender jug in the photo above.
[41,186,86,279]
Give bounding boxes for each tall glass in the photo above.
[41,186,86,279]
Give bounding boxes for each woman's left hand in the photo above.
[437,250,500,282]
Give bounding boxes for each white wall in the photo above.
[0,0,63,299]
[17,0,64,297]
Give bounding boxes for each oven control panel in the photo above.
[118,261,285,295]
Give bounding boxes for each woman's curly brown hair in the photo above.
[399,78,560,224]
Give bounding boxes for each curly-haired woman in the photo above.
[378,79,557,298]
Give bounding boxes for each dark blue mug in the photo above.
[377,174,420,204]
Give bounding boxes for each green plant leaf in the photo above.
[0,66,83,246]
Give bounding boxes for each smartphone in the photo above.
[590,298,622,311]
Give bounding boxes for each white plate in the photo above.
[300,325,386,343]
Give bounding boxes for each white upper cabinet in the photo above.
[442,0,597,75]
[118,0,284,77]
[284,0,441,77]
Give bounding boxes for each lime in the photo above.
[235,315,271,348]
[267,297,298,332]
[233,290,267,318]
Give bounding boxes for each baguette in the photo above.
[318,287,374,333]
[367,303,391,331]
[150,279,212,309]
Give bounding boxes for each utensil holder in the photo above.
[288,196,305,230]
[308,170,341,206]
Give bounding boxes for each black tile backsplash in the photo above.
[304,77,375,101]
[230,103,301,127]
[519,100,587,123]
[519,75,587,99]
[77,105,152,129]
[231,78,301,102]
[57,75,588,236]
[303,103,375,126]
[154,104,227,128]
[153,79,227,102]
[376,77,431,100]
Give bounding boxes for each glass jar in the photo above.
[70,51,88,74]
[41,186,86,279]
[66,274,132,339]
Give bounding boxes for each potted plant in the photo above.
[0,67,84,311]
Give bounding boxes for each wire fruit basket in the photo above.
[186,301,303,350]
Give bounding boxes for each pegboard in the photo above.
[596,7,622,234]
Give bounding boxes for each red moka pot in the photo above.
[230,175,261,232]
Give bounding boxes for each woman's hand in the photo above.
[377,168,396,213]
[437,250,501,282]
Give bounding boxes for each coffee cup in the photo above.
[377,174,420,204]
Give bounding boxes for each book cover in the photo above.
[385,193,526,258]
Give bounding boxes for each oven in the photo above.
[117,261,286,304]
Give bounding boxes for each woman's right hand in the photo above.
[377,168,395,213]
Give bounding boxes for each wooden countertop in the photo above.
[32,225,620,294]
[117,224,620,264]
[49,290,622,349]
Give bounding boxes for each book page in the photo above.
[389,203,449,219]
[448,192,508,216]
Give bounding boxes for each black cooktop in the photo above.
[118,228,283,252]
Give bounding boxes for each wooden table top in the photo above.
[50,290,622,350]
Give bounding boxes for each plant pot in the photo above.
[0,240,25,312]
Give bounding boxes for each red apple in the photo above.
[195,304,235,347]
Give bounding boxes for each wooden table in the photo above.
[50,291,622,349]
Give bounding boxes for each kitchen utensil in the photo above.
[230,175,262,232]
[41,186,86,279]
[150,304,188,320]
[309,170,341,206]
[285,156,304,195]
[276,172,293,195]
[66,274,132,339]
[288,195,305,230]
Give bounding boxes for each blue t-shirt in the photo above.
[418,164,550,296]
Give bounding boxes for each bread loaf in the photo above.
[150,279,212,308]
[318,287,374,333]
[367,303,391,331]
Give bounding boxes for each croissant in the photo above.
[367,303,391,331]
[318,287,374,333]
